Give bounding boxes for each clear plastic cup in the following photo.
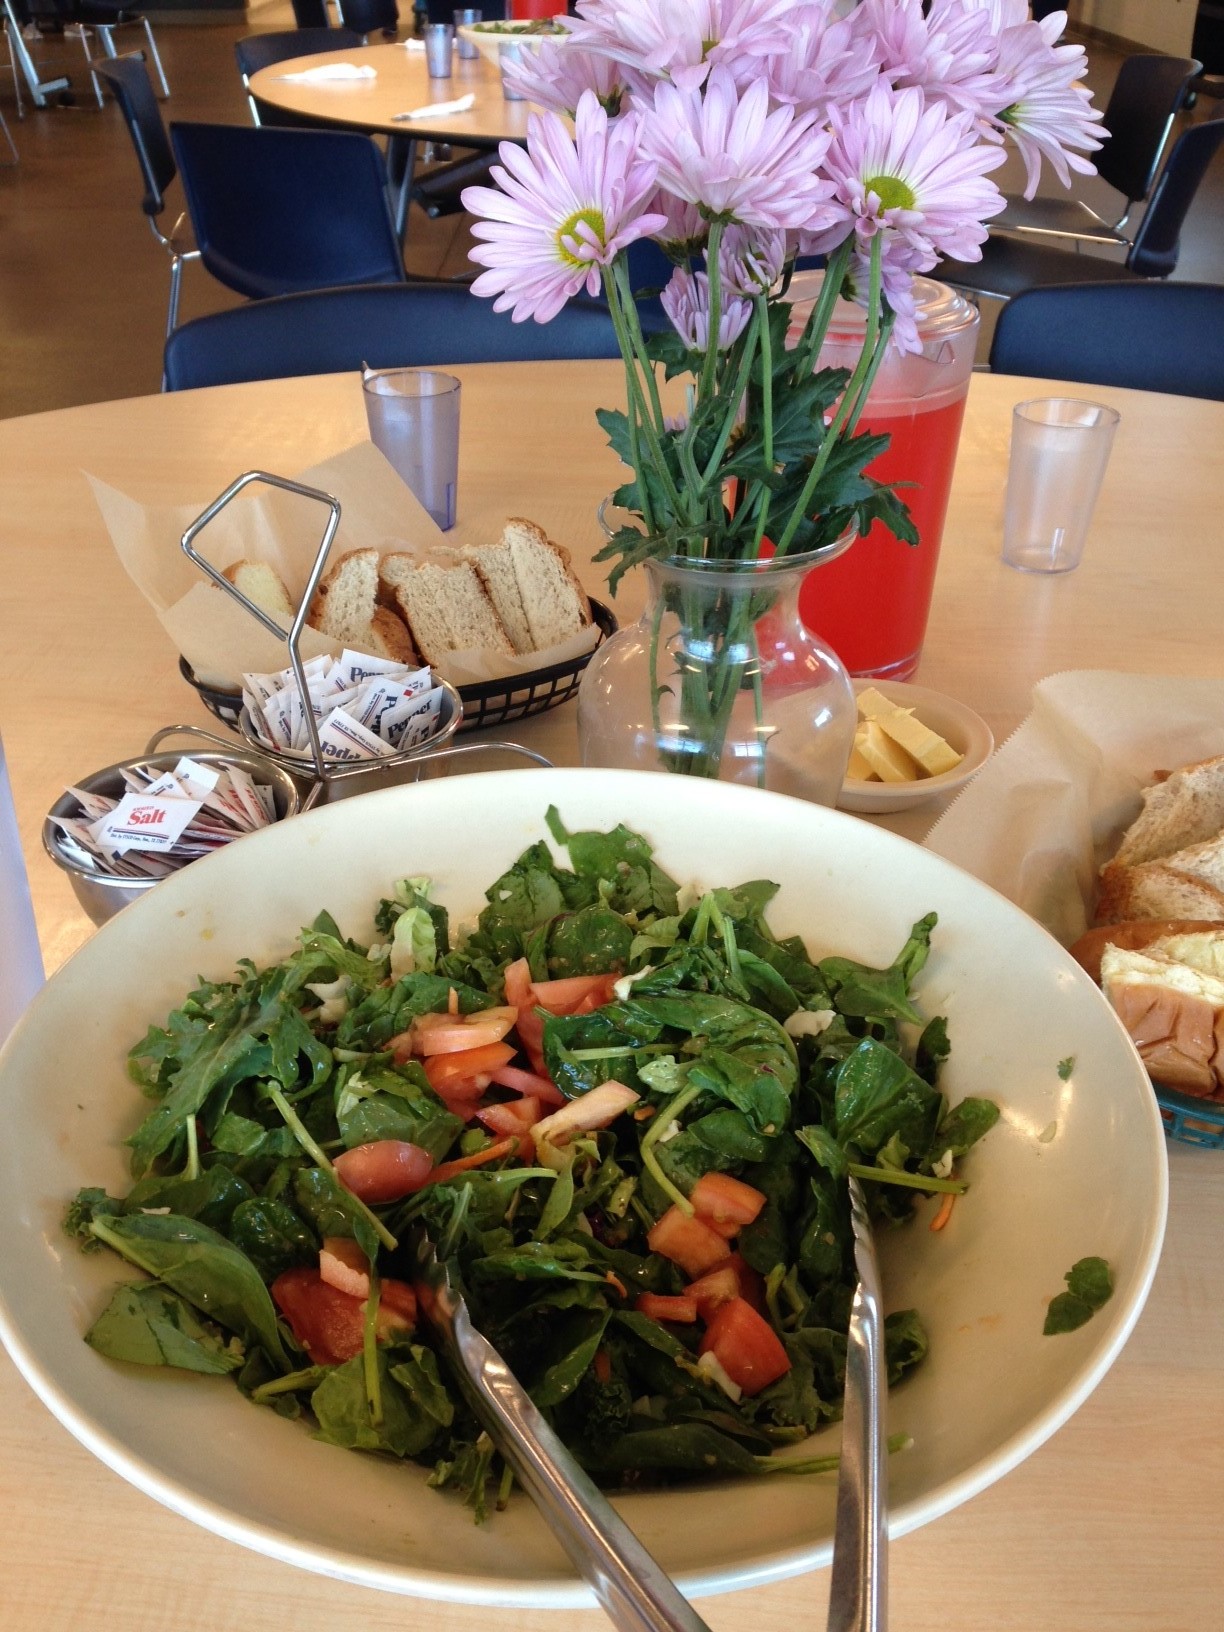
[423,22,454,77]
[362,368,461,530]
[1002,398,1120,574]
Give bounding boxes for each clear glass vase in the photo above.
[577,543,857,806]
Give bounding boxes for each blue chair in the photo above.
[939,117,1224,299]
[291,0,331,23]
[169,122,406,302]
[989,282,1224,402]
[92,55,199,335]
[235,28,364,125]
[162,281,623,391]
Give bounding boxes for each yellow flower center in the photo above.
[863,174,916,212]
[555,206,607,268]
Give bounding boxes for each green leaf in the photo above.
[85,1282,244,1374]
[122,1165,254,1232]
[833,1039,941,1161]
[1044,1256,1113,1335]
[228,1197,316,1283]
[311,1350,445,1457]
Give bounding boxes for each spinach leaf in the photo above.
[228,1197,316,1282]
[122,1165,254,1232]
[311,1350,444,1457]
[1044,1256,1113,1335]
[931,1096,1000,1160]
[819,913,936,1025]
[540,904,634,977]
[595,1422,761,1478]
[545,806,679,916]
[335,1064,462,1160]
[88,1212,291,1369]
[335,972,492,1053]
[209,1112,300,1161]
[833,1038,941,1160]
[85,1282,244,1374]
[293,1167,383,1264]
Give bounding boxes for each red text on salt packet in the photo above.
[93,790,203,856]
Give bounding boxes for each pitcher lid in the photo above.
[785,270,978,342]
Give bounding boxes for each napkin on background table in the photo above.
[273,62,377,82]
[923,670,1224,946]
[394,92,475,120]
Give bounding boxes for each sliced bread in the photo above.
[1111,755,1224,866]
[379,552,513,666]
[306,547,416,664]
[501,518,591,651]
[1096,860,1224,926]
[222,560,296,624]
[463,538,534,655]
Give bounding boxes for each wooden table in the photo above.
[1,365,1222,1632]
[248,43,534,144]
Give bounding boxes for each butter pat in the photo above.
[848,687,963,780]
[858,722,921,783]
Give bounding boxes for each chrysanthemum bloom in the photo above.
[568,0,794,93]
[638,67,839,232]
[853,0,1001,119]
[502,38,631,118]
[986,11,1104,195]
[660,267,753,351]
[647,191,710,258]
[822,80,1006,264]
[766,1,880,118]
[718,224,787,297]
[463,93,667,322]
[846,235,931,354]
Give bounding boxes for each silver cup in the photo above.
[454,7,481,56]
[499,38,525,99]
[423,22,454,78]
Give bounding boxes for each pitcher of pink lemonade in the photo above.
[786,274,979,680]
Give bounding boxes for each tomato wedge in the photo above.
[422,1040,515,1094]
[634,1292,699,1324]
[489,1063,567,1108]
[646,1205,733,1278]
[412,1007,518,1055]
[690,1172,767,1239]
[699,1298,791,1396]
[271,1268,417,1366]
[333,1139,433,1204]
[529,973,620,1014]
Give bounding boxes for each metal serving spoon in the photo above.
[412,1233,713,1632]
[826,1175,889,1632]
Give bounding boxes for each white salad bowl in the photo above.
[0,768,1166,1606]
[456,20,569,66]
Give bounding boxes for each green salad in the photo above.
[66,809,997,1518]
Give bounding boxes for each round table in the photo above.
[0,364,1222,1632]
[248,42,535,144]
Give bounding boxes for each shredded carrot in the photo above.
[425,1136,519,1186]
[632,1105,657,1121]
[592,1348,612,1384]
[447,985,460,1016]
[605,1271,628,1299]
[929,1192,956,1232]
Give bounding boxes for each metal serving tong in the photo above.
[826,1175,888,1632]
[412,1233,713,1632]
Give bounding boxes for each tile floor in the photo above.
[0,8,1220,421]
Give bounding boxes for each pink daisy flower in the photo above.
[502,39,632,119]
[568,0,794,93]
[718,224,787,296]
[822,80,1006,263]
[647,190,709,257]
[462,93,667,323]
[987,13,1104,195]
[638,67,839,232]
[767,3,880,117]
[852,0,1002,120]
[660,267,752,351]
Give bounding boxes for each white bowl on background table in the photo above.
[0,769,1165,1605]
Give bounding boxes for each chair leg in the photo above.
[0,105,16,163]
[4,22,24,119]
[167,252,183,337]
[85,24,106,107]
[389,134,418,244]
[140,17,168,98]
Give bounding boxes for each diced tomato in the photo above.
[412,1007,518,1055]
[422,1040,515,1094]
[647,1205,733,1278]
[477,1097,542,1157]
[426,1135,519,1185]
[271,1268,417,1366]
[724,1251,767,1315]
[634,1292,699,1324]
[690,1172,767,1239]
[699,1298,790,1397]
[489,1063,567,1108]
[684,1263,741,1320]
[319,1236,370,1298]
[503,958,535,1009]
[333,1139,433,1204]
[529,973,620,1014]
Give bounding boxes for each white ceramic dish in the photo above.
[0,769,1165,1606]
[457,19,568,65]
[838,679,994,814]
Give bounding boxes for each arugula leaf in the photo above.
[311,1350,444,1457]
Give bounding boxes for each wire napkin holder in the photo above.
[180,470,551,806]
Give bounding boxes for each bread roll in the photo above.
[1100,937,1224,1098]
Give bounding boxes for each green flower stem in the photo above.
[794,236,853,383]
[648,583,667,748]
[774,234,884,558]
[844,308,896,435]
[613,255,669,439]
[604,265,683,523]
[751,292,775,555]
[697,220,726,407]
[698,306,761,489]
[266,1084,398,1252]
